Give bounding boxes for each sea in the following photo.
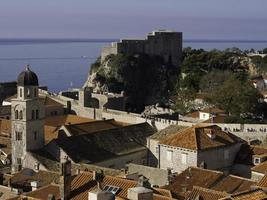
[0,39,267,93]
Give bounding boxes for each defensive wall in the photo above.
[41,90,267,142]
[101,30,183,66]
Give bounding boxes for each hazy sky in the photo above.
[0,0,266,40]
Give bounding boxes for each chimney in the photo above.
[127,187,153,200]
[89,170,115,200]
[88,190,115,200]
[30,181,40,191]
[60,157,72,200]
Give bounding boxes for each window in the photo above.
[34,88,37,97]
[254,158,261,164]
[19,111,23,119]
[32,110,35,120]
[103,185,121,195]
[15,110,18,119]
[224,150,229,160]
[15,132,22,140]
[34,131,37,140]
[19,88,22,98]
[167,150,173,161]
[27,89,31,97]
[36,110,39,119]
[181,153,188,164]
[17,158,22,165]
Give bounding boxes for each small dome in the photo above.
[17,65,39,86]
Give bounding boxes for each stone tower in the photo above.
[11,65,45,173]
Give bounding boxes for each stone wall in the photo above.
[197,144,242,170]
[101,31,183,66]
[159,144,198,173]
[127,163,169,187]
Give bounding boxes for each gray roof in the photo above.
[17,65,39,86]
[54,122,156,163]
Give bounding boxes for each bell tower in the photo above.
[11,65,45,173]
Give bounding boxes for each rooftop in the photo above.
[162,167,255,199]
[53,122,155,163]
[149,125,186,140]
[221,188,267,200]
[160,125,242,151]
[251,161,267,174]
[185,186,228,200]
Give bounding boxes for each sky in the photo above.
[0,0,266,40]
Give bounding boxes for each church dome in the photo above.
[17,65,39,86]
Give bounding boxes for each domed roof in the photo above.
[17,65,39,86]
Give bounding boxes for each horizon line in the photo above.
[0,38,267,43]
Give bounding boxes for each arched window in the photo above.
[15,110,18,119]
[36,110,39,119]
[19,111,23,119]
[32,110,35,120]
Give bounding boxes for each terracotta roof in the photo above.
[185,186,228,200]
[162,167,224,198]
[21,184,60,200]
[54,122,155,163]
[71,172,138,199]
[185,111,199,119]
[252,161,267,174]
[200,108,226,114]
[251,146,267,156]
[0,136,11,155]
[153,188,173,198]
[12,171,169,200]
[0,119,11,137]
[211,175,255,194]
[202,115,227,123]
[64,119,126,136]
[257,173,267,188]
[221,189,267,200]
[10,168,60,191]
[44,114,94,127]
[150,125,187,140]
[160,125,242,151]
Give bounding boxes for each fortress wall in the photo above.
[101,45,118,62]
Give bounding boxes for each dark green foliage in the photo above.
[251,56,267,73]
[205,75,262,116]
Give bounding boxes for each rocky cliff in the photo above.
[84,54,179,112]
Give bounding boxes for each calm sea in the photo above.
[0,39,267,92]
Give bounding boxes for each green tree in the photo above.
[206,76,262,116]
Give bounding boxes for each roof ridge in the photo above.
[79,171,138,184]
[188,167,223,174]
[192,185,229,195]
[228,174,256,182]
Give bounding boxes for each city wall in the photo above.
[43,90,267,142]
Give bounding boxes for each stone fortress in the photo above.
[101,30,183,66]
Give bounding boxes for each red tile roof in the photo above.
[160,125,242,151]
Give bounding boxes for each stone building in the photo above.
[149,124,244,173]
[11,66,45,173]
[101,30,183,67]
